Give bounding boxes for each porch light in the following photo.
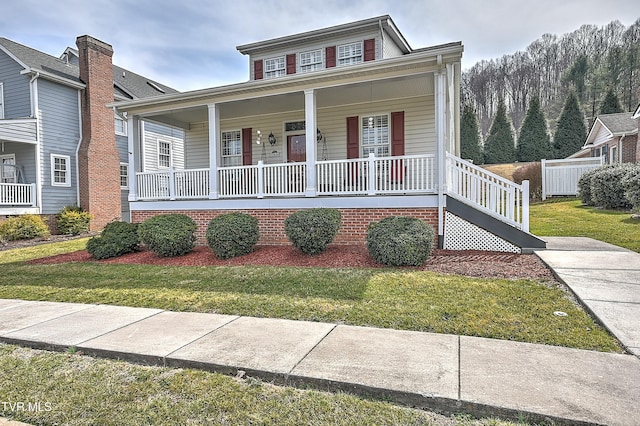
[268,132,277,146]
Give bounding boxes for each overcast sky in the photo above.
[2,0,638,92]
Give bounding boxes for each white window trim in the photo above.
[157,139,172,169]
[360,113,391,157]
[1,154,16,183]
[115,114,127,136]
[337,41,363,67]
[264,56,286,79]
[221,130,242,167]
[0,82,4,119]
[51,154,71,187]
[120,162,129,189]
[299,49,323,73]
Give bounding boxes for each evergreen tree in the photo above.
[553,92,587,158]
[483,99,516,164]
[517,96,551,161]
[599,88,623,114]
[460,104,484,164]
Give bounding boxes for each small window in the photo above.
[361,114,390,157]
[338,42,363,66]
[264,56,286,79]
[610,146,618,164]
[120,163,129,189]
[51,154,71,187]
[115,115,127,135]
[158,140,171,168]
[299,50,322,73]
[221,130,242,167]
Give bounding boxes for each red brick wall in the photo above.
[76,35,122,231]
[621,134,638,163]
[132,207,439,245]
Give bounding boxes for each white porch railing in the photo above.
[446,154,529,232]
[541,157,604,200]
[219,162,306,198]
[0,183,36,206]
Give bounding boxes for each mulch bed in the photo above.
[27,244,556,280]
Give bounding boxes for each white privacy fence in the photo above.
[446,154,529,231]
[0,183,36,206]
[541,157,604,200]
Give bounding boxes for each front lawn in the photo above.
[0,242,620,352]
[529,199,640,252]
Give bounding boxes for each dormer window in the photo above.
[338,42,363,66]
[264,56,286,79]
[300,50,322,73]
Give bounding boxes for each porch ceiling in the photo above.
[141,73,434,128]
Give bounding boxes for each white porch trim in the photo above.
[304,89,317,197]
[208,103,220,199]
[127,116,141,201]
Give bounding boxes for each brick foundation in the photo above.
[132,207,439,245]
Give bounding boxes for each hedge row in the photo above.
[578,163,640,211]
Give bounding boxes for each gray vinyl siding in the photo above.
[0,50,32,118]
[382,29,405,58]
[2,141,36,183]
[37,79,80,214]
[142,121,185,171]
[185,122,208,169]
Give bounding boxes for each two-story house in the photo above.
[0,35,184,229]
[113,15,544,252]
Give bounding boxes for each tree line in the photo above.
[461,18,640,164]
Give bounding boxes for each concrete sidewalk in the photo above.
[536,237,640,357]
[1,297,639,425]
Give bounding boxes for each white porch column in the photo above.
[434,69,447,247]
[304,89,317,197]
[127,115,141,202]
[446,63,456,155]
[208,103,220,199]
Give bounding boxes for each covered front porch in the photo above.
[0,122,39,214]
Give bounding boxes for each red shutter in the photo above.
[286,54,296,75]
[391,111,405,183]
[364,39,375,62]
[326,46,336,68]
[346,116,359,158]
[254,60,263,80]
[242,128,252,165]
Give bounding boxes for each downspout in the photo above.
[619,134,625,163]
[75,91,83,207]
[29,72,43,213]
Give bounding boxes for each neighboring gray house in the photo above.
[0,35,183,228]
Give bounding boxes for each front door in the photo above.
[0,155,16,183]
[287,135,306,162]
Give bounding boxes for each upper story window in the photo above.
[221,130,242,167]
[158,140,172,168]
[361,114,390,157]
[51,154,71,187]
[115,115,127,136]
[300,50,322,73]
[264,56,286,79]
[338,42,363,66]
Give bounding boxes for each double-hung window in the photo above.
[158,140,171,168]
[299,50,322,73]
[51,154,71,187]
[338,42,363,66]
[221,130,242,166]
[361,114,390,157]
[264,56,286,79]
[120,163,129,189]
[115,115,127,135]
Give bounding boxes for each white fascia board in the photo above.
[20,68,85,90]
[0,44,30,69]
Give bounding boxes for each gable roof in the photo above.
[236,15,412,55]
[596,112,637,135]
[0,37,178,99]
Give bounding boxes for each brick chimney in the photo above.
[76,35,121,230]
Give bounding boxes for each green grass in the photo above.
[0,237,90,264]
[0,258,620,352]
[0,344,524,426]
[530,199,640,252]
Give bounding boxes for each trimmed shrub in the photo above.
[0,215,50,242]
[590,164,636,210]
[57,206,92,235]
[512,162,542,201]
[622,166,640,212]
[577,167,604,206]
[284,208,341,255]
[206,213,259,259]
[367,216,435,266]
[138,214,197,257]
[87,221,139,260]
